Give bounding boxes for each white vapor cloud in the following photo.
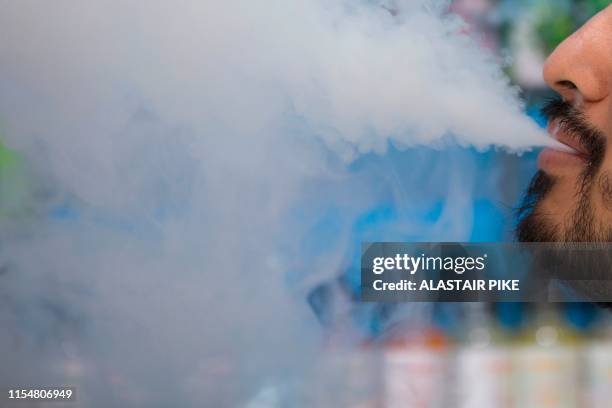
[0,0,546,406]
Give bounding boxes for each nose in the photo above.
[543,6,612,104]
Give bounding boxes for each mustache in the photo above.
[541,98,607,169]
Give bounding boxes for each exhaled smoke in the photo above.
[0,0,559,165]
[0,0,550,406]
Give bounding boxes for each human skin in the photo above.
[533,5,612,240]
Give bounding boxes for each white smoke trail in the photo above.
[0,0,548,406]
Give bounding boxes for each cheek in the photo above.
[597,170,612,212]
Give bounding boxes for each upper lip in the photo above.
[548,119,589,159]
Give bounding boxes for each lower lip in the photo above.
[537,147,586,171]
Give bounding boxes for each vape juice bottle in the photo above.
[383,327,449,408]
[455,302,513,408]
[582,314,612,408]
[512,303,579,408]
[308,329,384,408]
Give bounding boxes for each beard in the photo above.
[516,99,607,243]
[515,170,612,242]
[515,99,612,303]
[515,170,559,241]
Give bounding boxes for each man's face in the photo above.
[517,6,612,242]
